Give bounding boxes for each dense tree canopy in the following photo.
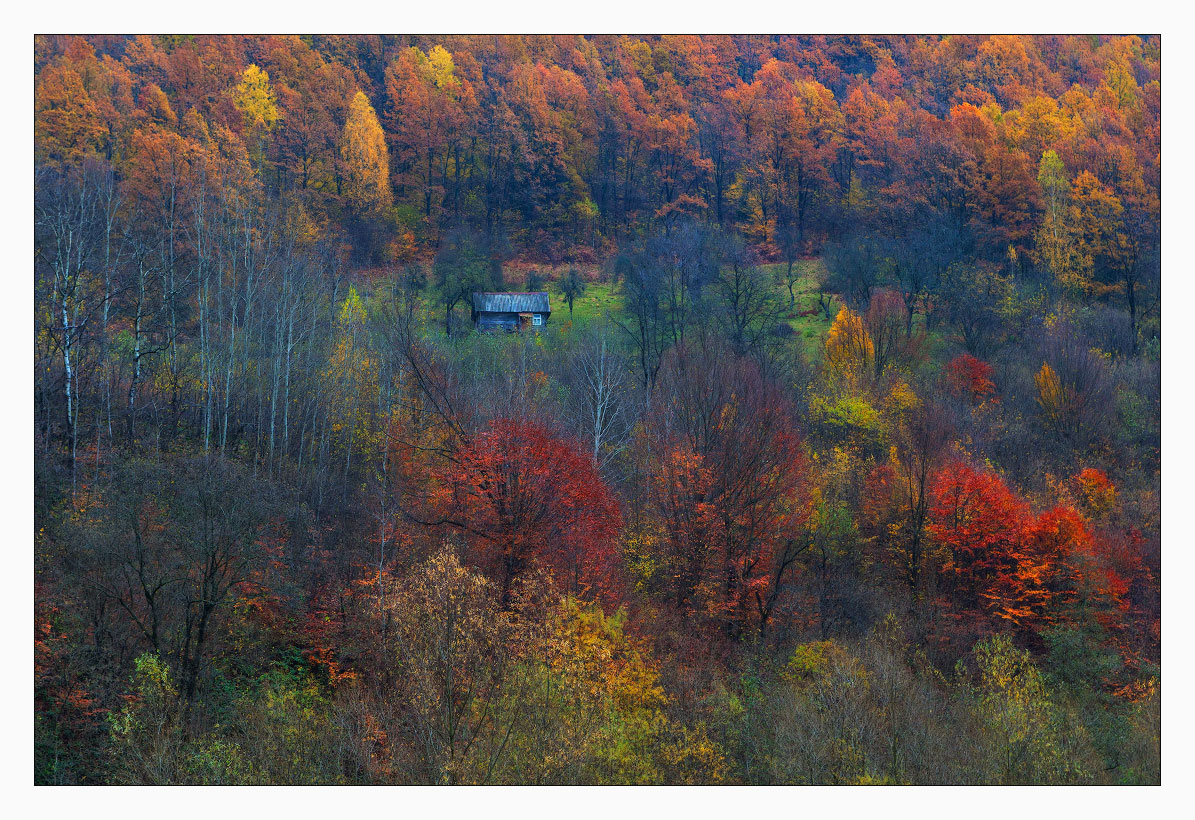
[34,34,1160,785]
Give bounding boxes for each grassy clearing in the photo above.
[762,259,956,364]
[511,260,839,358]
[407,257,951,367]
[762,259,837,360]
[549,280,625,329]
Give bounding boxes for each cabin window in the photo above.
[532,314,543,326]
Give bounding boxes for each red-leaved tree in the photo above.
[644,345,810,637]
[439,418,623,604]
[927,461,1135,656]
[945,353,997,404]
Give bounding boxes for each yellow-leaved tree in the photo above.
[1034,362,1067,431]
[231,64,279,170]
[824,306,873,386]
[323,286,379,476]
[1066,170,1127,297]
[232,64,279,131]
[494,597,727,785]
[1033,150,1079,288]
[426,44,460,91]
[1034,152,1128,297]
[969,634,1089,784]
[340,91,392,214]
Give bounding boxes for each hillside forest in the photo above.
[34,34,1160,785]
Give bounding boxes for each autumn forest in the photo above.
[33,34,1161,785]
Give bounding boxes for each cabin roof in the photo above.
[472,292,550,314]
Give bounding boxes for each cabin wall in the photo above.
[473,311,550,331]
[476,312,519,331]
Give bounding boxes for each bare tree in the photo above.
[35,163,104,492]
[572,325,636,475]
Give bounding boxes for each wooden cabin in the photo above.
[471,292,551,332]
